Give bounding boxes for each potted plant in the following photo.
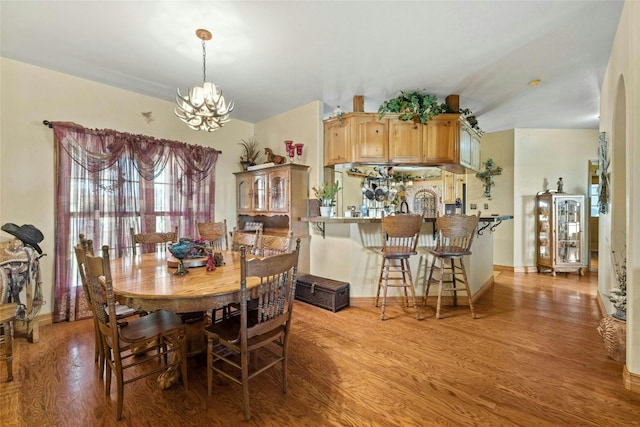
[239,136,260,170]
[312,181,341,217]
[377,90,448,124]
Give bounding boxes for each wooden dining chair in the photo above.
[75,234,141,379]
[130,226,178,255]
[84,245,187,420]
[256,231,294,257]
[424,212,480,319]
[229,227,261,254]
[375,213,423,320]
[205,239,301,421]
[212,227,263,323]
[197,220,228,250]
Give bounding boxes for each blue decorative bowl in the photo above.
[168,239,195,275]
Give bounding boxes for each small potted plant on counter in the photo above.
[313,181,341,217]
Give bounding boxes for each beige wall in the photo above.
[599,1,640,376]
[254,101,323,190]
[470,128,597,269]
[0,57,253,318]
[254,101,323,273]
[467,129,515,267]
[512,129,598,268]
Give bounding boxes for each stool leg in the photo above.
[380,259,390,320]
[375,258,385,308]
[450,258,458,306]
[424,255,437,306]
[436,258,445,319]
[400,259,410,307]
[402,259,421,320]
[458,258,476,319]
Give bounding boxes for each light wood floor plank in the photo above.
[1,270,639,426]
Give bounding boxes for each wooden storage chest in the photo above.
[295,274,350,312]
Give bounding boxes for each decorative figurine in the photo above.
[557,177,564,193]
[206,252,216,271]
[213,252,225,267]
[265,147,287,164]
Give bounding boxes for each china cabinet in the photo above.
[234,163,309,237]
[536,193,586,276]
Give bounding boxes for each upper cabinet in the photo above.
[388,119,423,163]
[322,112,481,171]
[423,114,458,164]
[323,117,351,166]
[459,120,481,171]
[351,113,388,163]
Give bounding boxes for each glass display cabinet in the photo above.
[536,193,586,276]
[234,163,309,237]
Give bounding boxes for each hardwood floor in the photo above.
[2,270,639,426]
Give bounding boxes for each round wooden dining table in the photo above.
[109,250,259,314]
[109,250,260,358]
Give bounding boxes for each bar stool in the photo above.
[375,213,423,320]
[424,212,480,319]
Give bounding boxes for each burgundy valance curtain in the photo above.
[52,122,220,323]
[53,121,219,182]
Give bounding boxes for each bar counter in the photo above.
[301,214,513,305]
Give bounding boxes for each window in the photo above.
[53,123,219,323]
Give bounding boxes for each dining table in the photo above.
[108,249,259,388]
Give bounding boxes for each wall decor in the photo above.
[597,131,610,214]
[475,158,503,199]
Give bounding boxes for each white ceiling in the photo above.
[0,1,624,133]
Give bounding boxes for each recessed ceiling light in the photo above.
[529,79,542,87]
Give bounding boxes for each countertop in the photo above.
[300,214,513,223]
[300,216,436,223]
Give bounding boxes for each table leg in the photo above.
[155,311,206,390]
[180,311,207,357]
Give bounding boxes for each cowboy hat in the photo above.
[1,223,44,254]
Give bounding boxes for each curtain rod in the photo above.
[42,120,222,154]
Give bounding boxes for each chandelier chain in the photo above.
[201,39,207,83]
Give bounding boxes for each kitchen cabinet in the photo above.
[323,116,351,166]
[442,171,466,205]
[234,164,310,236]
[424,114,459,164]
[388,119,422,163]
[351,114,388,163]
[459,120,481,171]
[536,193,586,276]
[322,112,481,170]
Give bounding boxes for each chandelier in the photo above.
[175,29,234,132]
